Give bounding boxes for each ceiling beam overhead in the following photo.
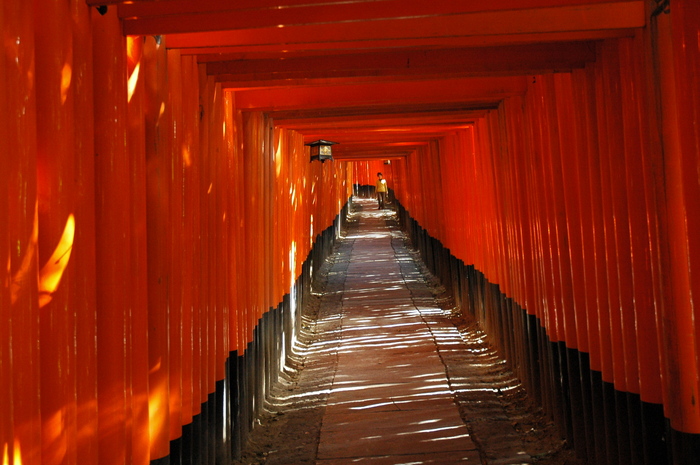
[206,42,596,85]
[117,0,642,37]
[162,2,643,52]
[266,103,496,122]
[233,76,528,111]
[92,0,648,161]
[116,0,620,26]
[274,119,479,133]
[271,113,482,129]
[299,130,461,144]
[179,29,632,57]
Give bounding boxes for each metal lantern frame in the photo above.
[306,139,338,162]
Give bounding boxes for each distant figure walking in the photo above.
[376,172,388,209]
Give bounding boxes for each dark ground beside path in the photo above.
[233,204,584,465]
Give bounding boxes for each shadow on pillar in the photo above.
[148,201,349,465]
[394,200,688,465]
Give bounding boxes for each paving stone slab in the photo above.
[316,449,482,464]
[238,200,541,465]
[317,204,482,463]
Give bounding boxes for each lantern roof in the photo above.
[305,140,339,147]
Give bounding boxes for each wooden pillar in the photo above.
[4,2,42,463]
[1,2,12,461]
[92,7,133,465]
[180,53,201,431]
[166,47,184,444]
[669,0,700,435]
[143,34,172,461]
[35,0,79,463]
[654,0,700,439]
[70,1,99,464]
[126,34,151,465]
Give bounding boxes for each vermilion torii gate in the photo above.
[2,1,699,464]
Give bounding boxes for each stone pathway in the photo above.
[316,202,481,464]
[236,199,574,465]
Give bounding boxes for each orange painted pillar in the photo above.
[92,7,133,465]
[0,2,11,459]
[206,80,219,397]
[516,120,541,321]
[553,73,589,354]
[581,62,615,384]
[264,117,274,313]
[126,34,152,465]
[201,69,212,404]
[602,42,640,397]
[198,69,212,404]
[671,0,700,431]
[505,99,537,317]
[230,104,240,354]
[572,66,604,376]
[240,107,249,354]
[5,1,42,463]
[593,48,627,392]
[283,131,291,309]
[70,2,99,464]
[214,81,228,385]
[189,59,201,419]
[228,96,246,355]
[243,112,258,344]
[143,34,172,459]
[618,35,663,406]
[35,0,79,463]
[541,75,577,350]
[224,91,239,359]
[166,47,184,441]
[194,63,211,415]
[655,5,700,435]
[485,114,508,298]
[180,54,200,427]
[255,115,265,323]
[229,102,238,357]
[526,82,561,343]
[272,128,282,308]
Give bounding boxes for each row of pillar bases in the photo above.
[146,196,698,464]
[149,203,348,464]
[394,200,700,465]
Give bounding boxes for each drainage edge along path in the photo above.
[235,199,578,465]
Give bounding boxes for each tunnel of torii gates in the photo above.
[1,0,699,464]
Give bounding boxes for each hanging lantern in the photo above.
[306,139,338,163]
